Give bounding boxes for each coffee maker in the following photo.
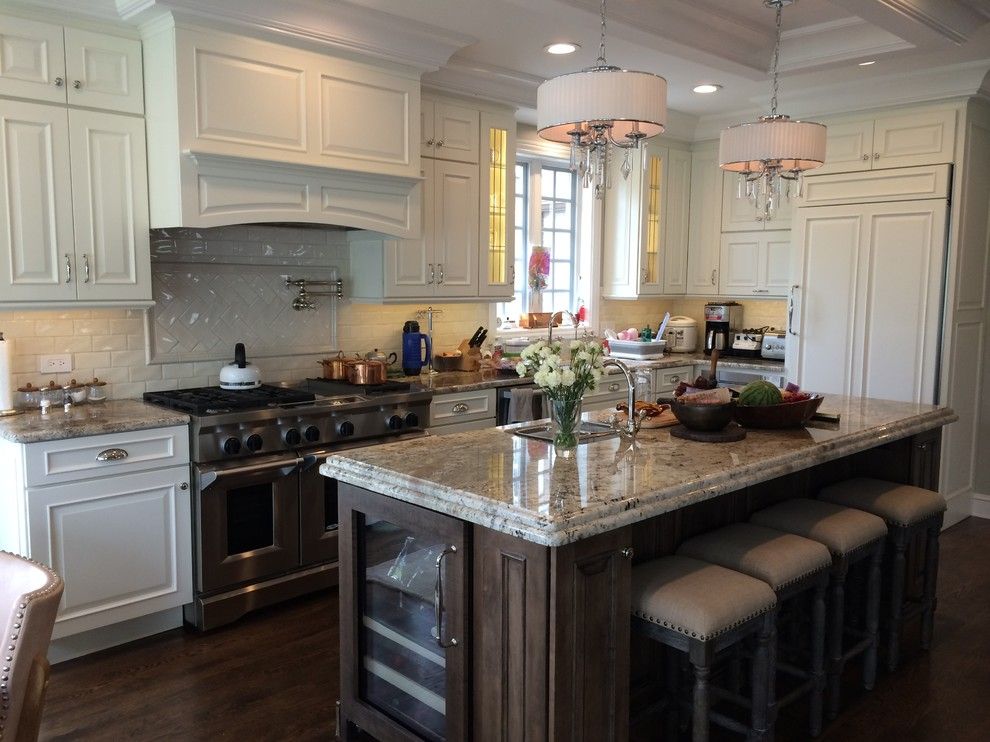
[704,301,743,356]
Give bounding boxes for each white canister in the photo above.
[664,316,698,353]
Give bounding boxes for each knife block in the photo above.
[456,340,482,371]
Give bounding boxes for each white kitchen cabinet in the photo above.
[686,145,722,294]
[813,108,956,177]
[718,231,791,297]
[582,376,630,412]
[721,171,793,231]
[433,159,480,296]
[421,97,480,164]
[0,99,152,304]
[478,110,516,299]
[603,141,691,298]
[0,425,192,643]
[430,389,497,433]
[788,193,947,404]
[655,366,693,395]
[0,15,142,114]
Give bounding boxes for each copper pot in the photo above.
[347,359,387,385]
[319,352,353,381]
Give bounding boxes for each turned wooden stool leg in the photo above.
[887,530,909,672]
[664,646,680,740]
[751,611,775,742]
[810,577,827,737]
[827,567,847,720]
[863,544,883,690]
[689,642,713,742]
[921,520,941,650]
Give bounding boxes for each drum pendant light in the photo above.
[719,0,826,221]
[537,0,667,198]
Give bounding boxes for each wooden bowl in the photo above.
[670,399,736,432]
[733,395,825,429]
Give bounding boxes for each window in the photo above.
[497,161,580,325]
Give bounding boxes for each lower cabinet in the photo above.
[429,388,496,434]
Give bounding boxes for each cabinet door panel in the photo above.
[420,98,435,158]
[0,15,65,103]
[872,109,955,168]
[638,145,664,295]
[434,160,478,296]
[721,172,767,231]
[478,111,516,297]
[662,148,691,294]
[433,102,479,164]
[68,109,151,301]
[385,162,433,297]
[762,233,792,296]
[0,100,75,301]
[29,465,192,638]
[858,201,947,404]
[686,146,722,294]
[718,232,761,294]
[602,149,644,298]
[813,119,873,176]
[64,28,144,114]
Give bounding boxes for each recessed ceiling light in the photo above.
[693,83,722,94]
[545,42,580,55]
[858,60,876,66]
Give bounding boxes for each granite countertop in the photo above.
[404,353,786,395]
[0,400,189,444]
[322,396,956,547]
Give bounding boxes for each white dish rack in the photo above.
[607,338,667,360]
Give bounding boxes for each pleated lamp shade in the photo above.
[537,68,667,143]
[719,116,826,173]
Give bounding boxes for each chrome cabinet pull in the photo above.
[620,547,634,559]
[862,153,870,161]
[434,545,458,648]
[669,375,680,383]
[83,254,90,283]
[436,139,445,147]
[787,284,800,336]
[72,79,82,89]
[65,254,72,283]
[96,448,128,462]
[711,269,717,286]
[428,263,435,284]
[437,264,444,284]
[873,152,880,160]
[608,382,620,392]
[425,138,435,146]
[54,77,64,87]
[451,402,469,414]
[752,288,769,294]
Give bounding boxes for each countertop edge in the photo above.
[321,407,957,547]
[0,405,190,444]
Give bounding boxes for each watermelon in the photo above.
[738,380,783,406]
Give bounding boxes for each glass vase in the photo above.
[549,397,582,457]
[528,288,544,313]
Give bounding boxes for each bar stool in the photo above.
[678,523,832,737]
[750,499,887,719]
[631,555,777,742]
[819,478,946,671]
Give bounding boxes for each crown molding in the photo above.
[780,17,914,72]
[423,60,542,110]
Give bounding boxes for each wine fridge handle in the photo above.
[434,545,458,648]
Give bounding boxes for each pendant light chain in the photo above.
[769,3,781,116]
[597,0,608,66]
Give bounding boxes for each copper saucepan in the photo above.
[320,352,358,380]
[347,359,387,385]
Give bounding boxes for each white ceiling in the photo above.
[13,0,990,138]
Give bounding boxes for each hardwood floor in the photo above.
[42,517,990,741]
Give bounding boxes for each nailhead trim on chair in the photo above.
[0,550,62,742]
[632,599,777,642]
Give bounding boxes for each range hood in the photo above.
[142,14,423,239]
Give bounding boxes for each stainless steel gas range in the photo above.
[143,379,432,630]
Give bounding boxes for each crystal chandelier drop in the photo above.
[536,0,667,198]
[719,0,826,220]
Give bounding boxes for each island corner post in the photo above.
[331,411,947,742]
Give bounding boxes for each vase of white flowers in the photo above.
[516,338,606,456]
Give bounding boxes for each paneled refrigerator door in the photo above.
[339,485,468,742]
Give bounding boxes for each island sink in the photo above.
[511,419,617,444]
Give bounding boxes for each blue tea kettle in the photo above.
[402,320,431,376]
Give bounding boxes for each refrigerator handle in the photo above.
[787,285,800,336]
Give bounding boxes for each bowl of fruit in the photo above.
[732,381,824,429]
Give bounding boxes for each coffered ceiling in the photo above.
[11,0,990,139]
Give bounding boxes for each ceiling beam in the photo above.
[829,0,990,46]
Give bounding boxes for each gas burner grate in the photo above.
[143,385,316,415]
[300,378,413,396]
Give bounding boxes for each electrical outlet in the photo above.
[39,354,72,373]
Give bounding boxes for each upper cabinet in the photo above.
[718,231,791,298]
[0,15,143,114]
[602,141,691,299]
[422,97,480,164]
[721,170,793,232]
[814,107,956,176]
[685,145,722,295]
[142,19,422,234]
[478,111,516,298]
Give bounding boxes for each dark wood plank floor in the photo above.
[42,517,990,741]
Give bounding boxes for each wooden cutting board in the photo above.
[598,407,679,429]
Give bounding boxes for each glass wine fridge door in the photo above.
[339,486,468,742]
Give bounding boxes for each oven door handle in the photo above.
[301,454,321,472]
[198,457,304,490]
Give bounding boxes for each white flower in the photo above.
[545,369,561,387]
[516,362,527,377]
[570,340,582,352]
[561,369,576,387]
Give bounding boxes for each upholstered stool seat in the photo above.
[631,556,778,742]
[820,478,946,671]
[751,499,887,719]
[678,523,832,736]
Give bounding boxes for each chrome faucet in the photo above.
[602,358,642,437]
[548,309,578,344]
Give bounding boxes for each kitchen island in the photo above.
[322,396,955,742]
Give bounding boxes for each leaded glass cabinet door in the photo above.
[338,484,469,742]
[478,109,516,298]
[637,142,666,295]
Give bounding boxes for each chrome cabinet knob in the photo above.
[179,482,188,490]
[620,547,634,559]
[72,80,82,89]
[54,77,64,87]
[862,153,870,161]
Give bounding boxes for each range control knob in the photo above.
[223,437,241,455]
[338,421,355,437]
[304,425,321,442]
[387,415,404,431]
[284,428,301,446]
[404,412,420,429]
[245,434,263,452]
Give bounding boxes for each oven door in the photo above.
[196,455,303,593]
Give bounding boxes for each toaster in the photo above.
[761,331,787,360]
[731,330,764,358]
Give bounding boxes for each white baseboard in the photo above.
[971,493,990,520]
[944,487,973,528]
[48,607,184,664]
